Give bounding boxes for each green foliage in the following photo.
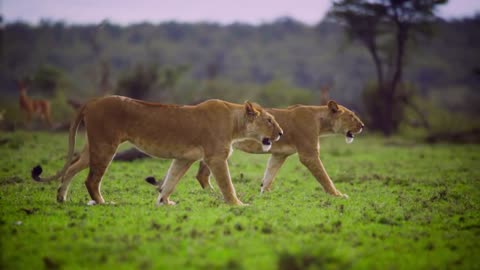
[361,81,409,133]
[31,64,69,97]
[0,92,73,130]
[362,80,480,139]
[0,98,24,128]
[328,0,449,135]
[399,96,480,139]
[167,79,316,108]
[257,80,315,107]
[49,90,75,122]
[116,64,160,100]
[158,65,189,91]
[200,79,258,103]
[116,64,189,101]
[0,132,479,269]
[2,17,479,113]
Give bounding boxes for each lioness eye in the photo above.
[268,119,272,124]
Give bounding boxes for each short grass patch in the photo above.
[1,131,479,269]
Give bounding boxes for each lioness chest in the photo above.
[234,139,297,155]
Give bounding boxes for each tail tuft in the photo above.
[145,176,158,186]
[31,165,43,181]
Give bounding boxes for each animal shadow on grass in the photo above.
[277,250,350,270]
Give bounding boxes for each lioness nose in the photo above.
[279,131,283,136]
[361,124,365,128]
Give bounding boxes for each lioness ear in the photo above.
[328,100,339,113]
[245,101,260,117]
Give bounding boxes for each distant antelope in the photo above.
[16,80,53,127]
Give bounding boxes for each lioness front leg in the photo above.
[261,154,288,193]
[157,159,194,206]
[204,157,244,205]
[298,152,347,198]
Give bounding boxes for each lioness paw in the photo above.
[57,195,66,203]
[157,198,176,206]
[229,199,248,206]
[234,202,249,207]
[260,183,272,193]
[331,190,349,199]
[260,187,272,193]
[87,200,97,206]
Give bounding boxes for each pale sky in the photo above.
[2,0,479,26]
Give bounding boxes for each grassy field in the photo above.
[0,131,479,270]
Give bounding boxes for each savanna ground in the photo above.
[0,131,479,270]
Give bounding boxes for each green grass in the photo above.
[0,131,479,270]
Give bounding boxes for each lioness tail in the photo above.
[145,176,160,186]
[31,104,86,182]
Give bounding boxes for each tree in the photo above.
[116,64,188,100]
[116,64,159,100]
[32,64,67,97]
[158,65,189,93]
[328,0,447,135]
[86,21,113,96]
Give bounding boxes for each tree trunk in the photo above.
[391,23,407,97]
[363,39,394,135]
[380,18,409,136]
[366,43,384,88]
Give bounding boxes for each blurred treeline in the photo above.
[1,16,479,137]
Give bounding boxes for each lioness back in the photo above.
[82,96,244,159]
[84,96,228,138]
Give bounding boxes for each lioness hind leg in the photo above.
[260,154,287,193]
[157,159,194,206]
[57,144,89,202]
[196,160,213,189]
[85,144,117,204]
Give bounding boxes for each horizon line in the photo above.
[3,13,479,28]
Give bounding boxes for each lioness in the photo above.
[31,96,283,206]
[147,100,363,197]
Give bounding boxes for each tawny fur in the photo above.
[31,96,283,206]
[187,101,364,197]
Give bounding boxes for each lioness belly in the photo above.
[130,138,204,160]
[271,144,296,155]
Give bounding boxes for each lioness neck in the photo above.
[315,106,334,135]
[231,106,248,140]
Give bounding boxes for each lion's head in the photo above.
[244,101,283,151]
[327,100,364,144]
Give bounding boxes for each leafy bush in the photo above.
[257,80,315,107]
[32,64,69,97]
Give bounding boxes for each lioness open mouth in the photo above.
[345,131,354,144]
[262,137,272,151]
